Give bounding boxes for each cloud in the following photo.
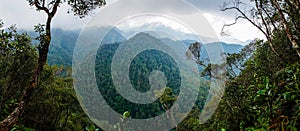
[202,11,265,43]
[117,16,193,34]
[0,0,264,43]
[0,0,198,30]
[186,0,254,15]
[114,0,197,14]
[0,1,44,29]
[0,0,91,30]
[186,0,225,12]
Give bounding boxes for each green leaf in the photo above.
[283,92,290,100]
[257,90,266,95]
[291,95,296,101]
[123,111,130,118]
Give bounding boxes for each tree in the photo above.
[21,65,95,130]
[207,31,300,130]
[0,0,106,130]
[221,0,300,57]
[0,21,37,126]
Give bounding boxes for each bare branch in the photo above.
[42,0,45,8]
[221,3,280,56]
[221,16,245,36]
[34,0,50,15]
[260,4,278,32]
[221,6,267,36]
[271,0,300,51]
[256,0,271,37]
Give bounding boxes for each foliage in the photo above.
[0,22,37,121]
[19,65,95,130]
[95,42,180,119]
[0,21,95,130]
[205,28,300,130]
[221,0,300,57]
[2,0,300,128]
[27,0,106,18]
[1,0,106,129]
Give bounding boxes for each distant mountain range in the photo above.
[26,26,244,66]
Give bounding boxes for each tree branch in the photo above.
[221,15,245,36]
[256,0,271,37]
[284,0,300,33]
[34,0,50,15]
[50,0,61,17]
[260,4,278,32]
[221,5,280,56]
[271,0,300,57]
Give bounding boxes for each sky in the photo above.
[0,0,265,45]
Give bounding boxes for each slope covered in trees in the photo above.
[1,0,300,130]
[1,20,299,130]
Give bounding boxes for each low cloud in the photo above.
[0,0,262,43]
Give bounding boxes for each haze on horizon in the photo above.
[0,0,265,45]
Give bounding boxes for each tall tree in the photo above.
[0,0,105,130]
[221,0,300,57]
[0,22,37,125]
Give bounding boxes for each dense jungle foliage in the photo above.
[1,0,300,130]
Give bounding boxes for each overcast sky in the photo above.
[0,0,265,44]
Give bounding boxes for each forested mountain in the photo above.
[206,42,243,54]
[2,0,299,130]
[26,27,127,66]
[48,29,80,66]
[76,32,210,130]
[1,24,300,130]
[95,32,182,119]
[27,27,243,67]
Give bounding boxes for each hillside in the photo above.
[30,28,244,67]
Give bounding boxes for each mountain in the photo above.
[160,37,244,61]
[48,29,80,66]
[26,26,243,67]
[73,32,243,120]
[93,32,183,119]
[117,21,249,44]
[205,42,244,54]
[27,27,126,66]
[118,22,200,41]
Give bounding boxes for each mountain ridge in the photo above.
[25,27,244,66]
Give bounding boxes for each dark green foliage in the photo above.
[30,27,126,67]
[66,0,106,18]
[2,0,300,128]
[206,31,300,130]
[0,23,37,121]
[21,65,95,130]
[48,29,79,66]
[27,0,105,18]
[129,49,181,94]
[95,43,180,119]
[2,0,106,129]
[0,22,95,130]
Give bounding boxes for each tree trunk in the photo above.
[0,16,53,131]
[271,0,300,58]
[295,49,300,58]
